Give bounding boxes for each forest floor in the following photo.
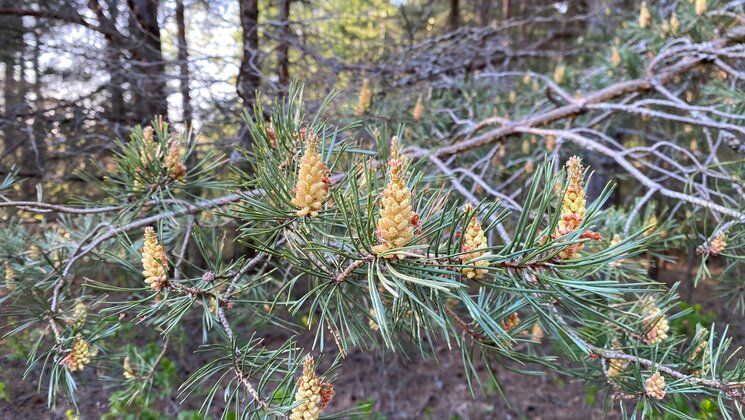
[0,260,737,419]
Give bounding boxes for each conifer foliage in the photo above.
[1,1,745,418]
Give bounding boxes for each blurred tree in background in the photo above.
[1,0,745,418]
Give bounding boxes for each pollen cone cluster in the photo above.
[142,227,168,291]
[670,13,680,33]
[611,46,621,67]
[639,2,651,28]
[143,126,154,142]
[553,156,601,259]
[689,327,708,360]
[72,301,87,328]
[645,371,666,400]
[607,341,629,377]
[355,78,373,116]
[501,313,520,333]
[291,130,331,217]
[524,160,534,174]
[689,327,711,376]
[640,298,669,344]
[368,308,379,331]
[4,264,15,291]
[164,139,187,181]
[139,126,159,167]
[412,96,424,121]
[607,358,629,378]
[290,355,334,420]
[530,323,544,343]
[710,232,727,256]
[695,0,706,15]
[553,64,566,84]
[372,137,418,258]
[661,19,670,34]
[61,335,93,372]
[546,135,556,151]
[123,356,136,379]
[137,126,187,182]
[266,124,277,148]
[460,204,490,279]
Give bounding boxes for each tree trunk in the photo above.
[17,43,35,175]
[448,0,459,31]
[0,9,23,169]
[31,27,46,176]
[97,0,126,126]
[502,0,510,21]
[127,0,168,122]
[277,0,290,94]
[2,57,16,158]
[175,0,192,128]
[238,0,260,111]
[479,0,491,26]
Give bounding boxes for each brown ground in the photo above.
[0,260,737,419]
[326,346,618,419]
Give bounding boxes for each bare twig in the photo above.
[173,215,195,280]
[334,255,375,283]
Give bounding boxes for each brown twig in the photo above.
[334,255,375,283]
[445,304,490,343]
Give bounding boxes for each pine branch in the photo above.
[431,27,740,159]
[552,308,745,404]
[516,127,745,221]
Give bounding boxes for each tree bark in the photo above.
[95,0,126,124]
[238,0,260,111]
[0,8,23,168]
[175,0,192,128]
[127,0,168,122]
[448,0,459,31]
[17,39,35,174]
[277,0,290,94]
[31,26,47,176]
[479,0,491,26]
[2,57,16,158]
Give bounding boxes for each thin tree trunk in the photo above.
[502,0,510,21]
[277,0,290,94]
[98,0,126,125]
[479,0,491,26]
[448,0,459,31]
[175,0,192,128]
[238,0,260,113]
[32,27,46,176]
[518,0,525,34]
[18,45,36,175]
[0,9,23,168]
[2,57,15,157]
[127,0,168,122]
